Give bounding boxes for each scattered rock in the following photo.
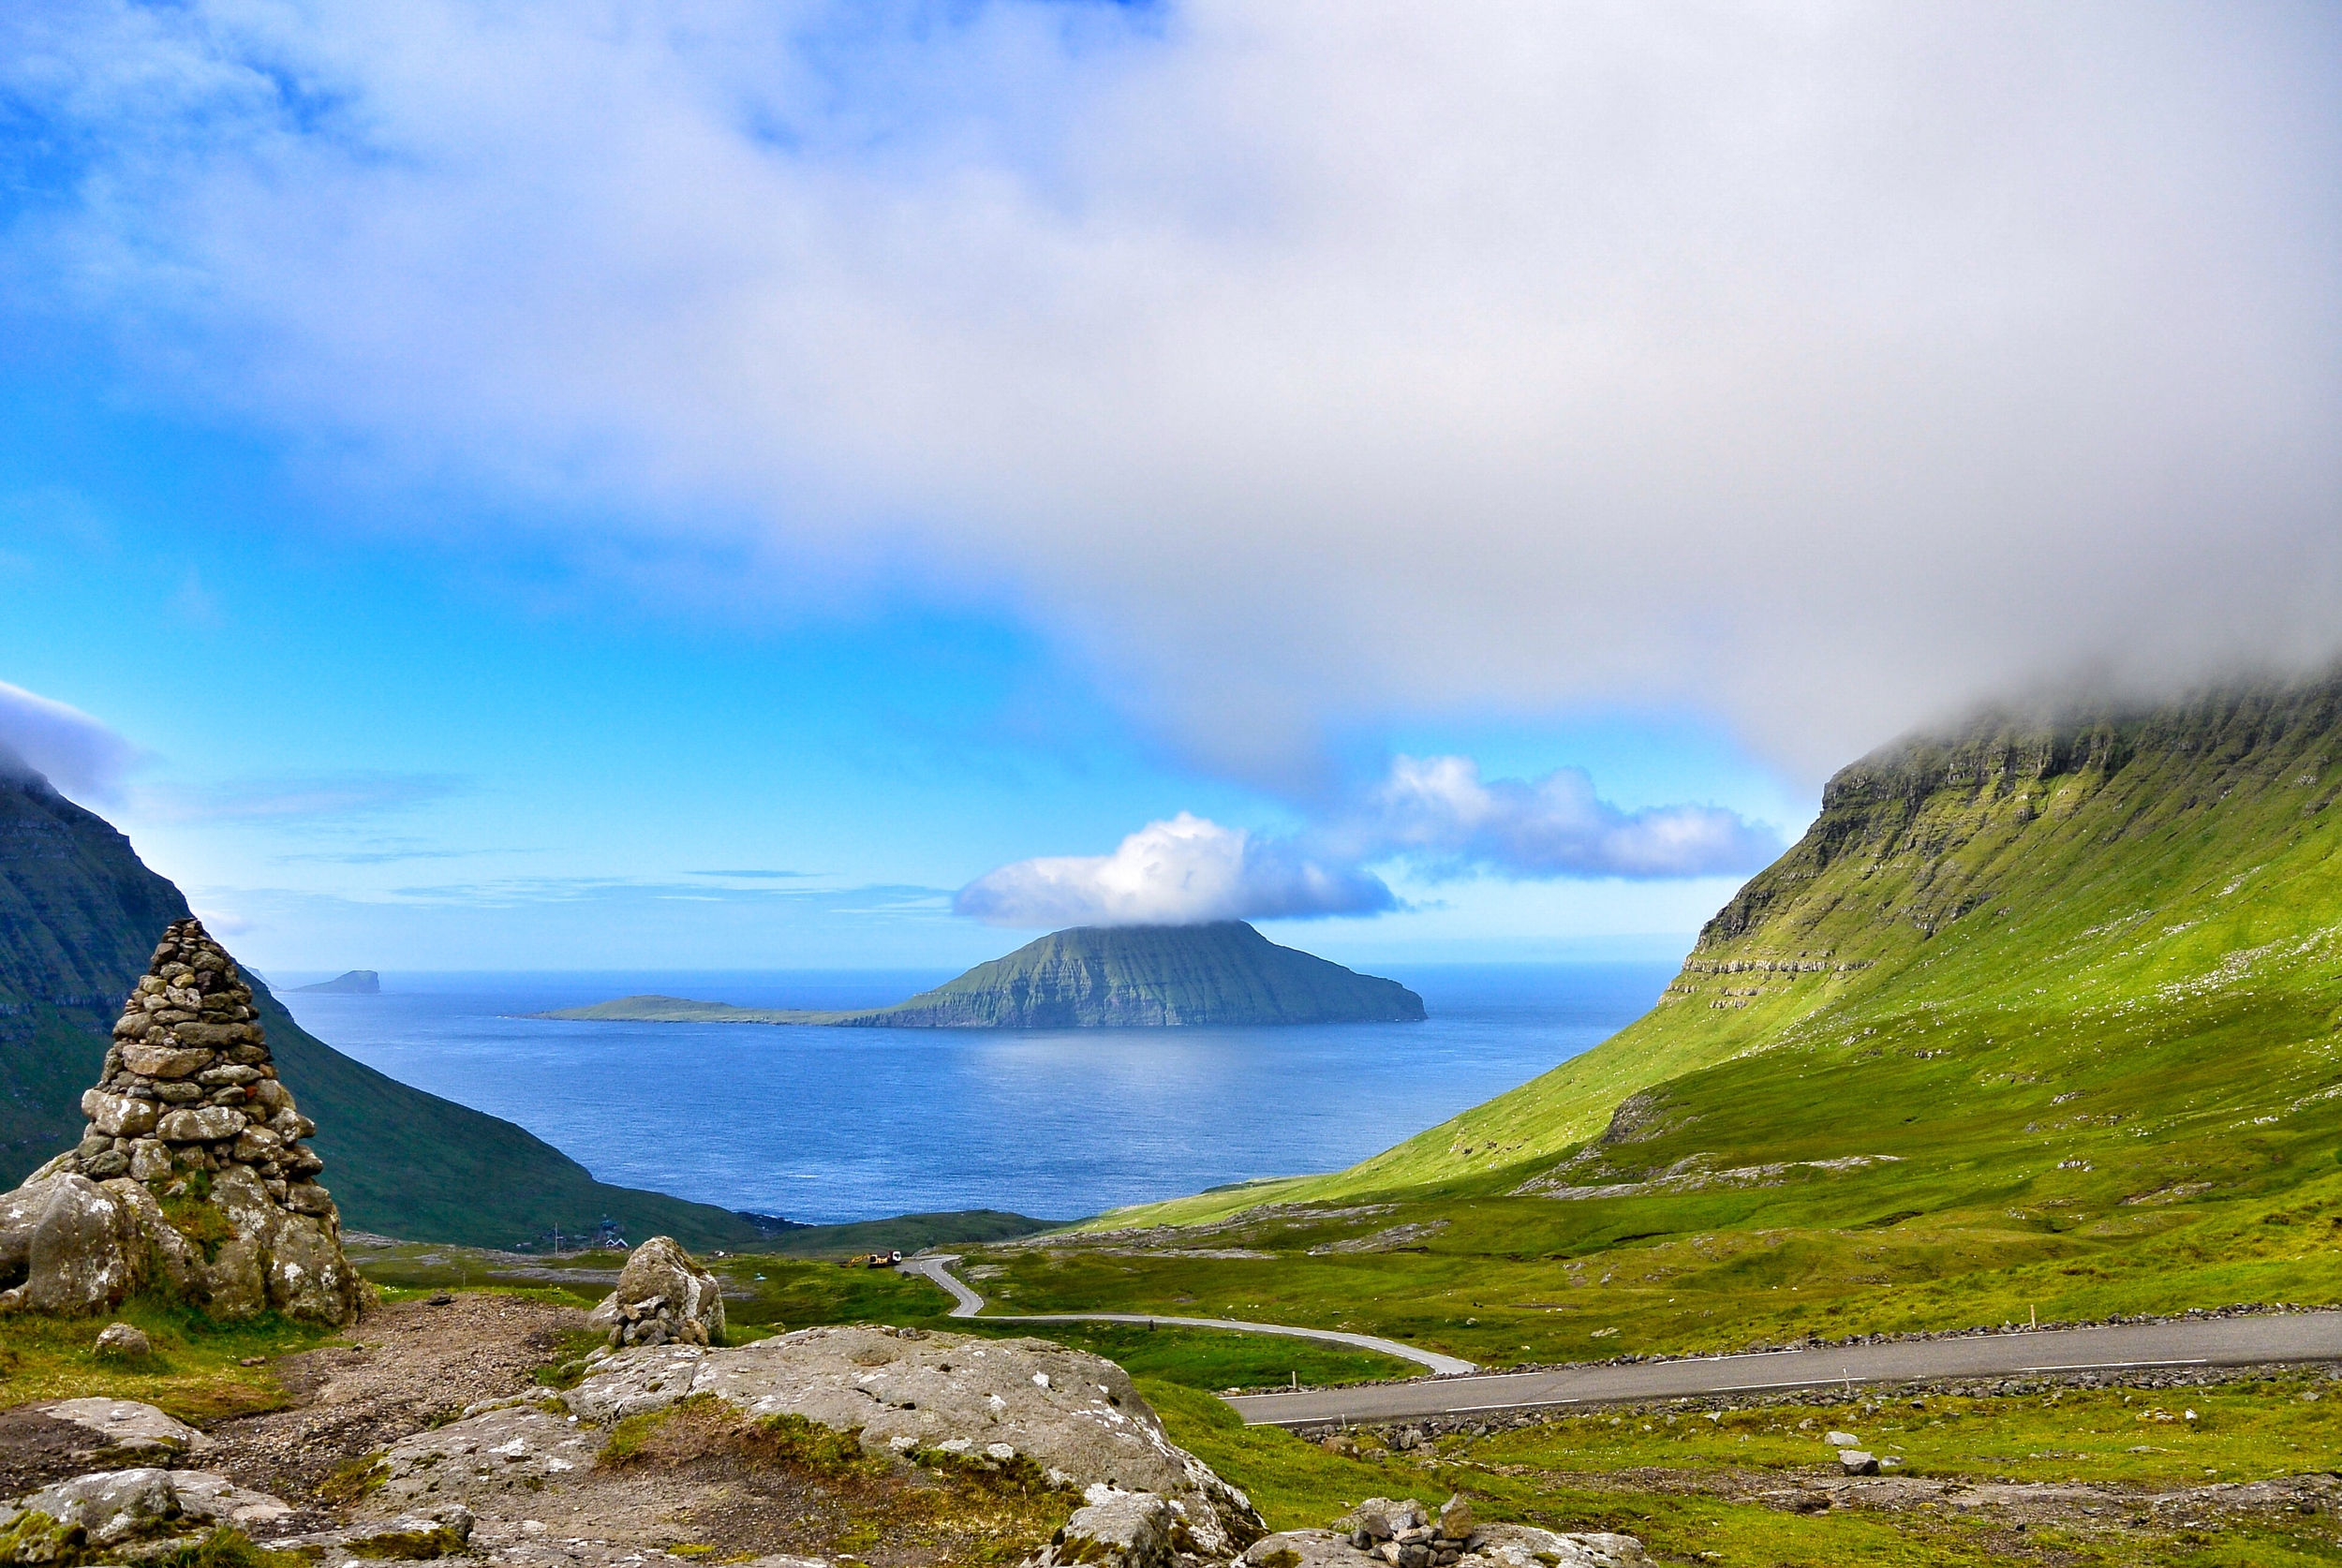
[585,1236,725,1349]
[1839,1450,1881,1476]
[0,920,358,1324]
[1825,1430,1860,1447]
[93,1323,153,1361]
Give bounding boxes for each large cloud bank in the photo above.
[7,4,2339,777]
[956,758,1779,926]
[1354,757,1778,880]
[0,681,141,799]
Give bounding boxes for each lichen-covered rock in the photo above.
[364,1407,599,1511]
[565,1344,706,1424]
[1023,1490,1174,1568]
[0,1468,292,1561]
[0,919,357,1324]
[570,1324,1263,1556]
[585,1235,725,1348]
[6,1176,140,1315]
[33,1399,205,1463]
[267,1505,474,1562]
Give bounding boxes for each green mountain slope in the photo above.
[879,923,1425,1027]
[547,923,1427,1028]
[1117,673,2342,1226]
[1004,674,2342,1363]
[0,773,766,1250]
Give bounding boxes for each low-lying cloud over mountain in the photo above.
[956,758,1780,927]
[7,4,2336,782]
[0,680,141,798]
[956,812,1398,929]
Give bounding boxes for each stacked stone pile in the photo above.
[583,1235,725,1347]
[53,919,325,1199]
[0,919,358,1324]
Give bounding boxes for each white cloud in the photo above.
[955,812,1395,928]
[958,760,1778,926]
[0,679,143,800]
[1353,756,1779,880]
[7,3,2340,779]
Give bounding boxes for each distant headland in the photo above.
[541,921,1426,1028]
[292,969,381,995]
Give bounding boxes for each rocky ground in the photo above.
[0,1294,1299,1568]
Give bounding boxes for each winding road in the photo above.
[901,1256,2342,1428]
[899,1254,1477,1375]
[1229,1310,2342,1427]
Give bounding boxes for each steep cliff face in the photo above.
[874,923,1426,1028]
[1140,669,2342,1215]
[0,772,763,1249]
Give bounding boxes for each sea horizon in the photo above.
[278,960,1675,1232]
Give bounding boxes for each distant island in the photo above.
[293,969,381,994]
[541,921,1426,1028]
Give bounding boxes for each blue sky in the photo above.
[2,3,2335,972]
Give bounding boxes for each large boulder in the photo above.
[0,1177,140,1315]
[565,1324,1262,1556]
[584,1235,725,1348]
[0,919,358,1324]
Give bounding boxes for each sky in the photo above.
[1,2,2336,973]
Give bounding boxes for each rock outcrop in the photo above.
[363,1321,1266,1559]
[0,919,359,1324]
[583,1235,726,1347]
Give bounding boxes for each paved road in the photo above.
[1227,1310,2342,1427]
[899,1254,1477,1376]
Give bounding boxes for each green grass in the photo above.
[1142,1373,2342,1566]
[1473,1373,2342,1490]
[0,1297,342,1423]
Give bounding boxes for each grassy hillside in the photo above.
[0,772,768,1250]
[968,673,2342,1363]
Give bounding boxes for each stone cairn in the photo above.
[2,918,358,1323]
[585,1235,725,1348]
[61,919,324,1198]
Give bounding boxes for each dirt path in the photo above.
[201,1294,588,1503]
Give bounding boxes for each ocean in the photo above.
[275,963,1673,1225]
